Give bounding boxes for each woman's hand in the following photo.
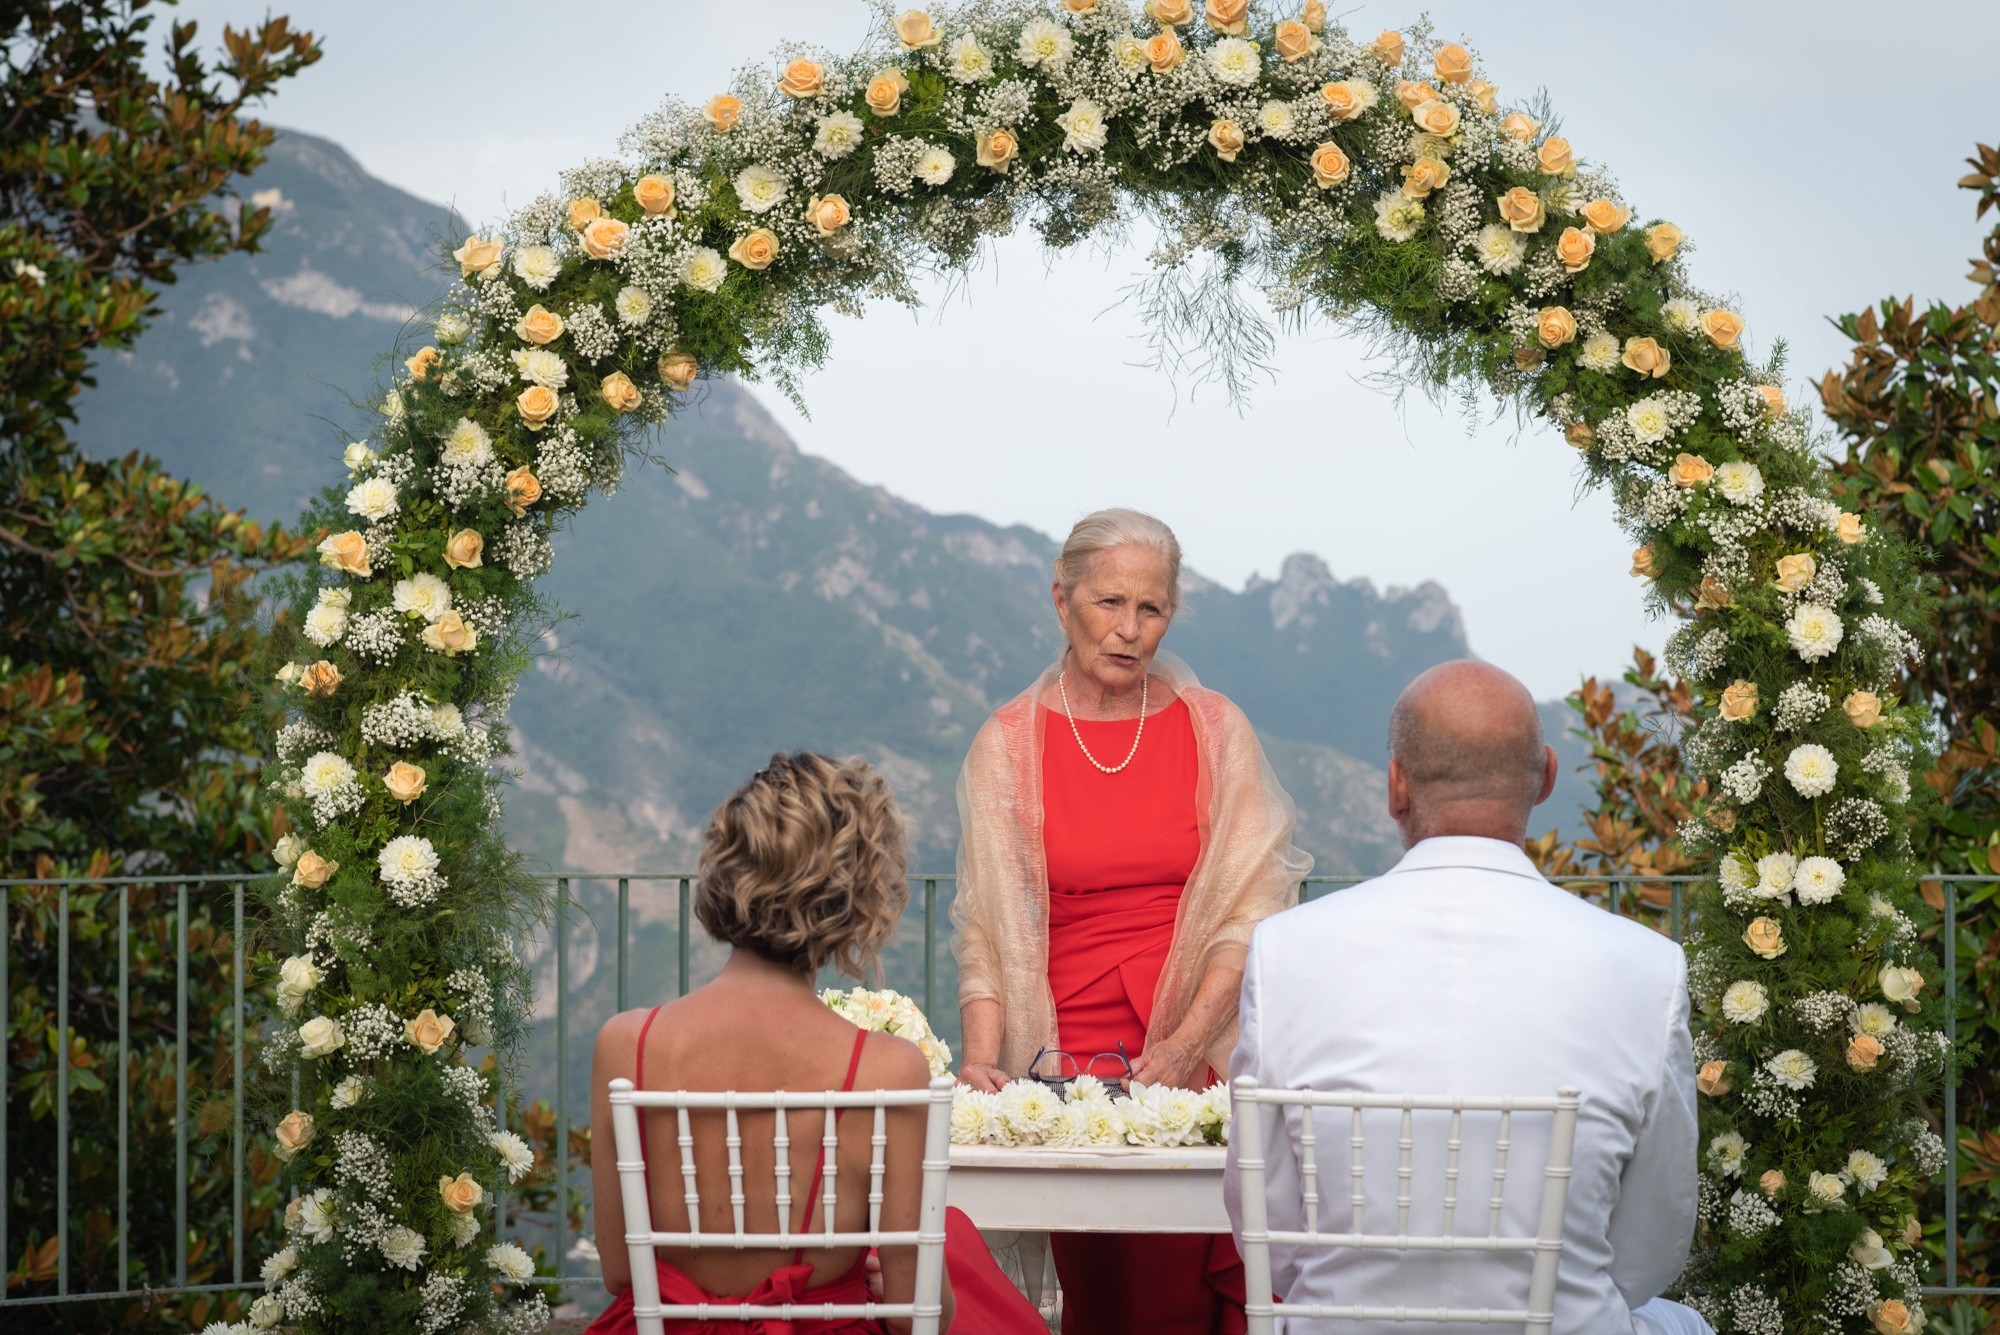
[957,1060,1010,1093]
[864,1251,884,1301]
[1127,1034,1205,1090]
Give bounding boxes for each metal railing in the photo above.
[2,871,1993,1310]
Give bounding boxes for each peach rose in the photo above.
[292,850,336,890]
[1065,0,1099,10]
[275,1110,315,1161]
[517,384,559,429]
[977,128,1020,171]
[659,351,699,391]
[1147,0,1194,24]
[1433,42,1473,85]
[1743,917,1785,960]
[1670,453,1714,487]
[1395,80,1439,111]
[514,305,563,345]
[1696,1060,1731,1096]
[1496,186,1545,233]
[1622,336,1671,379]
[808,194,852,237]
[1204,0,1248,35]
[778,58,824,98]
[1499,112,1539,142]
[1310,143,1350,189]
[1629,545,1656,578]
[865,69,906,117]
[1772,552,1816,594]
[601,372,642,413]
[1320,80,1369,121]
[582,216,630,260]
[893,10,940,49]
[1274,19,1315,62]
[505,466,541,517]
[1760,1169,1785,1196]
[1536,306,1577,349]
[1847,1032,1886,1071]
[406,346,441,381]
[318,530,370,577]
[1465,79,1497,113]
[1300,0,1326,30]
[1144,29,1185,73]
[1556,226,1595,274]
[1837,513,1865,544]
[1698,308,1745,349]
[1537,135,1573,176]
[635,174,676,217]
[1710,806,1737,833]
[1512,347,1545,372]
[704,94,743,132]
[1757,385,1788,418]
[384,761,427,805]
[1901,1217,1921,1247]
[1720,680,1759,722]
[445,528,483,570]
[300,660,343,696]
[1870,1301,1916,1335]
[422,611,478,655]
[440,1171,483,1217]
[1370,29,1404,64]
[1581,198,1630,235]
[1565,421,1596,450]
[1402,157,1449,199]
[567,198,600,230]
[1645,221,1683,263]
[1208,119,1245,163]
[729,228,780,270]
[1697,575,1733,610]
[1411,99,1460,136]
[1844,690,1883,729]
[452,235,503,279]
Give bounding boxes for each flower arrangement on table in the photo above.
[952,1075,1232,1149]
[822,985,955,1076]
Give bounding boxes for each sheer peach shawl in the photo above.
[950,650,1312,1078]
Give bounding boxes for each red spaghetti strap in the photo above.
[632,1006,664,1198]
[840,1026,867,1092]
[794,1026,869,1263]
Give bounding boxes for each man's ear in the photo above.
[1387,758,1412,822]
[1533,744,1558,806]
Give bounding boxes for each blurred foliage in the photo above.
[1,0,318,1327]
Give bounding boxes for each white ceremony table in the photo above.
[947,1143,1230,1309]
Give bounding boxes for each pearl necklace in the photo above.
[1058,670,1148,774]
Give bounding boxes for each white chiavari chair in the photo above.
[607,1076,957,1335]
[1232,1078,1581,1334]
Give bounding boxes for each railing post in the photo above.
[1944,877,1957,1292]
[556,877,570,1286]
[1670,882,1683,942]
[118,885,129,1292]
[176,883,188,1291]
[924,879,937,1024]
[234,881,245,1286]
[617,877,630,1014]
[57,883,69,1296]
[678,876,691,997]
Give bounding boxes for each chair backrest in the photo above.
[606,1076,957,1335]
[1231,1077,1581,1335]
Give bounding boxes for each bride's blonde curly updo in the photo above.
[695,753,909,978]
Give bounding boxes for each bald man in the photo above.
[1225,662,1706,1335]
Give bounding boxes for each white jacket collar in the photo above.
[1384,835,1547,883]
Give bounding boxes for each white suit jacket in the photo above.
[1224,836,1698,1335]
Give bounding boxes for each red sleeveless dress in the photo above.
[1041,699,1248,1335]
[585,1010,1043,1335]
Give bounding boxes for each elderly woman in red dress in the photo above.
[952,509,1311,1335]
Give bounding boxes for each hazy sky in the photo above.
[173,0,1999,697]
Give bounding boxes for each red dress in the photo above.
[586,1014,1043,1335]
[1041,699,1247,1335]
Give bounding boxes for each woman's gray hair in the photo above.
[1053,508,1183,614]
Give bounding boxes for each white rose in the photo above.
[1879,964,1924,1009]
[331,1075,367,1109]
[298,1015,345,1059]
[1721,980,1769,1025]
[1792,855,1846,905]
[1784,743,1838,798]
[732,164,788,214]
[342,441,377,473]
[280,955,322,996]
[250,1294,285,1328]
[1849,1229,1893,1269]
[434,312,471,345]
[1808,1171,1845,1205]
[272,834,307,869]
[344,476,398,522]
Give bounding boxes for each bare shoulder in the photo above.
[858,1029,934,1090]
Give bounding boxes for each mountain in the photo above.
[67,129,1596,893]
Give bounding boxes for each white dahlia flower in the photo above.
[949,1090,988,1145]
[344,476,399,522]
[1257,100,1297,137]
[511,347,568,388]
[260,1245,299,1286]
[1706,1130,1749,1177]
[430,702,465,737]
[1056,97,1109,153]
[682,246,727,293]
[487,1242,535,1281]
[1661,298,1700,333]
[1766,1048,1817,1091]
[299,751,357,800]
[512,245,560,291]
[915,146,955,185]
[1627,396,1670,443]
[1112,32,1148,73]
[943,34,994,83]
[614,285,652,325]
[813,111,865,160]
[380,1225,426,1271]
[1786,604,1843,662]
[392,573,452,622]
[1577,331,1621,372]
[302,602,348,647]
[441,417,494,468]
[732,163,787,214]
[1754,851,1796,900]
[1721,980,1769,1024]
[491,1129,535,1181]
[295,1189,336,1243]
[1207,37,1262,86]
[1792,855,1845,904]
[1845,1149,1887,1193]
[1017,17,1074,68]
[1851,1002,1897,1039]
[378,835,441,888]
[1374,191,1426,242]
[1784,743,1838,798]
[1473,223,1527,275]
[1713,460,1765,506]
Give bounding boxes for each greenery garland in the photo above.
[243,3,1953,1331]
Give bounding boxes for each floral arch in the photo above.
[248,3,1949,1332]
